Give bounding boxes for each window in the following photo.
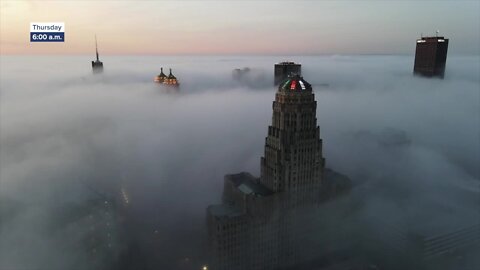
[290,80,296,90]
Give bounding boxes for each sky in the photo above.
[1,54,479,269]
[1,0,479,55]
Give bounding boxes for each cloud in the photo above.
[0,55,479,269]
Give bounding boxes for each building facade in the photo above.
[207,75,350,270]
[413,36,449,78]
[274,62,301,85]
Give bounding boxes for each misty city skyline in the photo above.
[1,1,479,269]
[1,0,479,55]
[1,54,479,269]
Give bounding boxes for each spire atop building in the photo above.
[91,35,103,73]
[154,67,179,87]
[95,34,99,62]
[154,67,167,83]
[166,69,178,86]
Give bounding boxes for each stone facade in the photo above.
[207,75,350,270]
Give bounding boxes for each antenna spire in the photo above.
[95,35,99,61]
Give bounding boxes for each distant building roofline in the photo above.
[417,36,448,43]
[276,61,301,65]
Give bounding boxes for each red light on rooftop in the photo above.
[290,80,296,90]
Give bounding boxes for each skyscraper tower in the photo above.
[207,75,350,270]
[413,34,449,78]
[274,61,301,85]
[91,35,103,73]
[261,75,324,192]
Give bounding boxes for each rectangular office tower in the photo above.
[413,36,449,78]
[274,62,301,85]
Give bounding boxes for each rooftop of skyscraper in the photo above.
[279,75,312,92]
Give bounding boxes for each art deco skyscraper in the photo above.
[261,75,324,193]
[207,75,350,270]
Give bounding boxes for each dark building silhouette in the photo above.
[413,35,449,78]
[206,75,351,270]
[232,67,251,81]
[274,62,301,85]
[232,67,268,89]
[91,35,103,73]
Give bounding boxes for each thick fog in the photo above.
[0,55,479,269]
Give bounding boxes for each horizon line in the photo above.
[2,53,479,57]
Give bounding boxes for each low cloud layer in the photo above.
[1,55,479,269]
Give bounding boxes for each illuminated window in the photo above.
[299,80,306,90]
[290,80,296,90]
